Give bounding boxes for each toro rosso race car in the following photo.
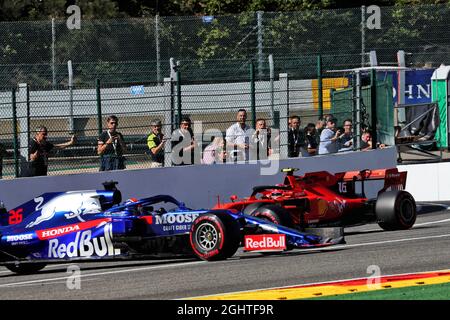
[214,168,417,231]
[0,182,343,274]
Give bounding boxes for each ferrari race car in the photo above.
[0,182,343,274]
[214,168,417,231]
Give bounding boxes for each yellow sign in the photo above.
[312,77,349,110]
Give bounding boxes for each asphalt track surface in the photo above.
[0,204,449,300]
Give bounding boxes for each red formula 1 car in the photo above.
[213,168,417,231]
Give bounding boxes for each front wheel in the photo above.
[5,262,47,275]
[190,213,241,261]
[376,190,417,231]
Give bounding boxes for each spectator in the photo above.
[97,115,126,171]
[304,123,318,156]
[323,114,334,122]
[171,116,197,166]
[318,117,341,155]
[315,118,326,146]
[226,109,251,161]
[361,131,386,151]
[338,119,354,152]
[202,136,227,164]
[29,126,76,176]
[0,142,8,179]
[288,115,307,157]
[251,118,272,160]
[147,120,166,167]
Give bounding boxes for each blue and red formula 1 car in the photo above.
[0,182,343,274]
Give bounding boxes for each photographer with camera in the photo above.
[97,115,126,171]
[318,117,341,155]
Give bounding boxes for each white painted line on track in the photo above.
[414,218,450,227]
[301,233,450,253]
[0,260,206,288]
[3,233,450,289]
[348,217,450,233]
[0,263,73,275]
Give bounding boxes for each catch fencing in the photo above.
[3,4,450,87]
[5,3,450,178]
[0,63,378,179]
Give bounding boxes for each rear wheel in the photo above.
[190,213,241,261]
[249,204,294,228]
[376,190,417,231]
[243,202,267,215]
[5,262,47,275]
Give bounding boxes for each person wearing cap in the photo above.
[318,117,342,155]
[147,119,166,167]
[171,116,197,166]
[97,115,126,171]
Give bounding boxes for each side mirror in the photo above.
[230,195,238,202]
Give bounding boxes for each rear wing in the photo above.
[335,168,407,192]
[285,167,407,196]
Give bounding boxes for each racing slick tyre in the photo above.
[190,212,241,261]
[375,190,417,231]
[242,202,267,215]
[250,204,294,228]
[5,262,47,275]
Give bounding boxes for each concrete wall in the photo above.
[0,147,397,210]
[399,162,450,202]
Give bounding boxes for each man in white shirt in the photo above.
[226,109,251,161]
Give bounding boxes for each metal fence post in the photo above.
[279,73,289,159]
[250,61,256,128]
[269,54,275,126]
[26,84,30,144]
[96,79,102,136]
[163,77,173,167]
[176,67,182,126]
[51,18,56,89]
[317,55,323,119]
[155,15,161,84]
[370,69,378,149]
[68,60,74,133]
[257,11,264,79]
[396,50,406,124]
[11,88,19,178]
[355,71,362,150]
[17,83,29,168]
[351,74,357,151]
[361,6,366,67]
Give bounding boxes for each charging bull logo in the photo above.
[26,192,102,228]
